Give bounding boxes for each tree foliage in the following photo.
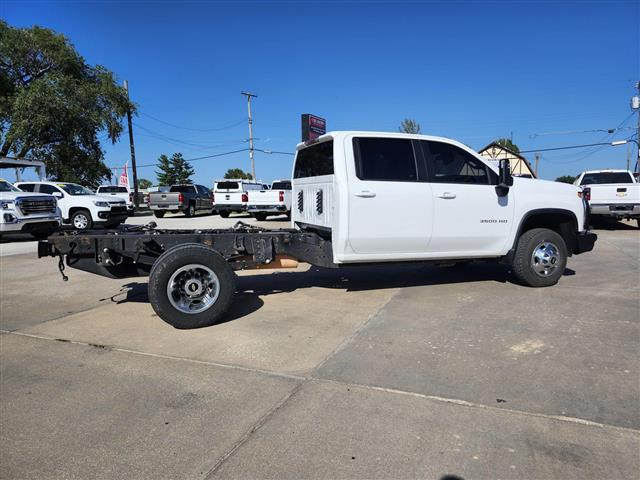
[224,168,253,180]
[555,175,576,184]
[0,20,134,185]
[155,152,194,185]
[495,138,520,153]
[398,119,421,134]
[137,178,152,189]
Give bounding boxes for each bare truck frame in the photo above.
[38,222,334,329]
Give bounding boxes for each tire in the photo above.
[219,211,230,218]
[154,210,165,218]
[30,229,57,240]
[148,244,236,329]
[70,210,93,230]
[185,203,196,217]
[254,213,267,221]
[511,228,567,287]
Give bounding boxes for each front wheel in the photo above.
[219,211,230,218]
[511,228,567,287]
[71,210,93,230]
[148,244,236,329]
[154,210,165,218]
[253,213,267,221]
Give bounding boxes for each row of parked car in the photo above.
[147,179,292,221]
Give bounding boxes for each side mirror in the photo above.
[496,159,514,196]
[52,191,63,198]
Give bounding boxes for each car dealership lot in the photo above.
[1,214,638,479]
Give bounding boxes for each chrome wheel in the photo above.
[73,213,89,229]
[531,241,560,277]
[166,263,220,314]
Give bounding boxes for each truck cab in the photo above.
[292,131,593,265]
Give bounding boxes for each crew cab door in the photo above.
[347,137,433,254]
[421,140,514,255]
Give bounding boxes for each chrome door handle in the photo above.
[437,192,456,199]
[354,191,376,198]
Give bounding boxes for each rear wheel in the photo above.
[219,211,230,218]
[148,244,236,329]
[185,203,196,217]
[512,228,567,287]
[71,210,92,230]
[154,210,165,218]
[254,213,267,221]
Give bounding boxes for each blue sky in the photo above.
[3,0,639,183]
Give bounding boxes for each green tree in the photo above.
[555,175,577,184]
[398,119,421,134]
[170,153,194,184]
[495,138,520,153]
[0,21,134,185]
[137,178,152,189]
[155,154,175,185]
[224,168,253,180]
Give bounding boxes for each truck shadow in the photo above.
[114,262,576,319]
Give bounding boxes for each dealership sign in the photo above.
[301,114,326,142]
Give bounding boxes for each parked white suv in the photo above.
[16,181,129,230]
[0,179,61,239]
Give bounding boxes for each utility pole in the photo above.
[534,152,540,178]
[241,91,258,180]
[636,81,640,171]
[626,144,631,171]
[123,80,139,209]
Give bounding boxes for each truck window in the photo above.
[353,138,417,182]
[170,185,196,193]
[17,183,36,192]
[40,184,62,195]
[580,172,633,185]
[215,181,240,190]
[272,181,291,190]
[423,141,492,185]
[98,186,128,193]
[294,141,334,178]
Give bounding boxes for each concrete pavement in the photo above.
[1,217,638,479]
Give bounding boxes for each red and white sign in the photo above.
[119,163,129,189]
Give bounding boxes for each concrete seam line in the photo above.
[310,286,403,374]
[316,378,640,435]
[203,381,307,480]
[0,330,306,382]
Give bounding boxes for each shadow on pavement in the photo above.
[590,218,638,230]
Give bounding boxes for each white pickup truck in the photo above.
[40,131,596,329]
[574,170,640,227]
[212,180,266,218]
[0,178,61,239]
[96,185,134,214]
[247,180,292,220]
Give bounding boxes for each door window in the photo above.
[353,138,417,182]
[423,141,494,185]
[17,183,36,192]
[39,184,62,195]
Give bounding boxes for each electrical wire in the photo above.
[138,111,247,132]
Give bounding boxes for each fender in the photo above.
[503,208,579,263]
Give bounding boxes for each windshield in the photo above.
[580,172,633,185]
[215,181,240,190]
[98,186,128,193]
[169,185,196,193]
[60,184,95,195]
[0,180,21,192]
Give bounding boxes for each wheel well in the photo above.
[69,207,90,218]
[518,211,577,254]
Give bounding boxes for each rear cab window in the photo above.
[169,185,197,193]
[215,181,241,191]
[580,172,634,185]
[98,186,128,193]
[294,140,334,178]
[272,181,292,190]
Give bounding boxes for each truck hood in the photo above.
[0,191,56,200]
[514,177,580,194]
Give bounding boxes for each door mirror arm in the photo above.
[495,158,514,196]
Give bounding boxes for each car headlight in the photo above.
[93,201,109,207]
[1,201,15,210]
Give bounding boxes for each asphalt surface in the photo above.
[1,212,638,479]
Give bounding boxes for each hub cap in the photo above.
[531,242,560,277]
[167,264,220,314]
[73,213,89,229]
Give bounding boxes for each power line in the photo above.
[106,148,250,171]
[138,111,247,132]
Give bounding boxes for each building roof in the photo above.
[478,142,536,178]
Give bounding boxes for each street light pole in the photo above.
[241,92,258,180]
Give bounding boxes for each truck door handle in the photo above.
[437,192,456,199]
[354,191,376,198]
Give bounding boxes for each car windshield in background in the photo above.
[99,186,128,193]
[216,182,239,190]
[271,181,291,190]
[581,172,633,185]
[0,180,21,192]
[294,141,334,178]
[60,184,94,195]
